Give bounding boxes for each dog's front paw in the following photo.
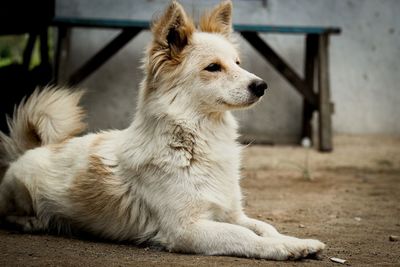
[284,238,325,260]
[264,237,325,260]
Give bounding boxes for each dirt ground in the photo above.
[0,135,399,266]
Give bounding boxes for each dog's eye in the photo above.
[236,60,240,65]
[204,63,222,72]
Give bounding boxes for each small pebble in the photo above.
[330,257,347,264]
[389,235,399,242]
[354,217,361,221]
[299,224,305,228]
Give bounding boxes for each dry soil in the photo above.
[0,135,399,266]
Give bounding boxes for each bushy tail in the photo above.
[0,86,87,175]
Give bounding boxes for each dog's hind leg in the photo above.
[4,216,47,233]
[0,172,47,233]
[0,187,11,217]
[0,168,34,217]
[0,179,15,218]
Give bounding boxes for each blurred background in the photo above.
[1,0,399,144]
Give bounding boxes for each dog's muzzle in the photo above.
[248,79,268,98]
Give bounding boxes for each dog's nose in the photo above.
[248,79,268,98]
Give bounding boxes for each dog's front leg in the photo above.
[170,219,324,260]
[231,214,325,257]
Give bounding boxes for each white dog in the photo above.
[0,0,325,260]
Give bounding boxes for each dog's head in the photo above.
[143,0,267,113]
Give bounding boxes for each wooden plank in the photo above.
[52,17,149,30]
[235,24,340,34]
[52,17,341,35]
[318,34,333,152]
[301,34,318,143]
[68,28,141,86]
[240,31,318,107]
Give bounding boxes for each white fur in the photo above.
[0,1,325,260]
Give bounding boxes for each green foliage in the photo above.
[0,35,26,65]
[0,29,54,69]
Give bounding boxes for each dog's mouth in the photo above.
[216,97,260,109]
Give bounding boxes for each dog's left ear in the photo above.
[151,1,195,59]
[199,0,233,37]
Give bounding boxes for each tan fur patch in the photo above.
[67,131,119,220]
[199,0,232,37]
[69,155,125,220]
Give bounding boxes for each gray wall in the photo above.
[56,0,400,143]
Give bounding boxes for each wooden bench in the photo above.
[52,17,341,152]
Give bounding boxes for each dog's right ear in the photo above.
[151,1,195,60]
[199,0,233,38]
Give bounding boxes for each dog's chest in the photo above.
[186,134,242,209]
[134,118,243,217]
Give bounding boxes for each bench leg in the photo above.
[301,34,318,144]
[68,28,141,86]
[317,34,333,152]
[22,32,37,69]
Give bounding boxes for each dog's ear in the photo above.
[200,0,233,37]
[151,1,195,59]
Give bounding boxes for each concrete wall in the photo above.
[56,0,400,143]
